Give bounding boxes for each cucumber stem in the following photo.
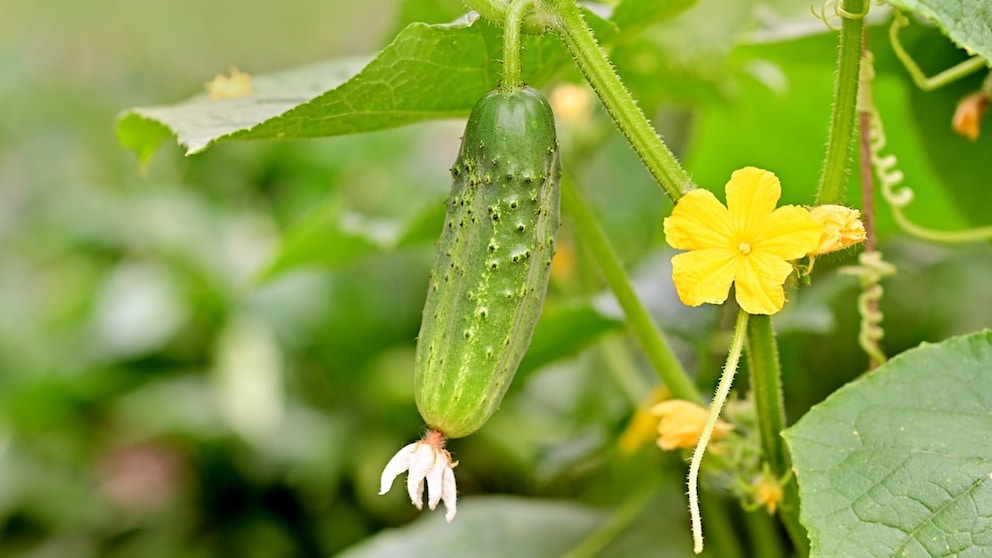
[461,0,552,34]
[501,0,536,92]
[550,0,692,202]
[814,0,866,205]
[746,314,808,555]
[561,178,701,404]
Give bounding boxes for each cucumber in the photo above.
[414,86,561,439]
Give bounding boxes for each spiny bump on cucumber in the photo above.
[414,86,561,439]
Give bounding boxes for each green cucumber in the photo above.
[414,86,561,439]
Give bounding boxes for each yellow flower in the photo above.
[752,473,784,514]
[651,400,733,451]
[744,466,791,515]
[808,205,866,255]
[664,167,822,315]
[618,387,669,455]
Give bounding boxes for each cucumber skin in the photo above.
[415,86,561,439]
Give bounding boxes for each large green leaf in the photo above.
[117,12,614,163]
[343,491,696,558]
[339,497,602,558]
[611,0,698,34]
[888,0,992,62]
[784,331,992,557]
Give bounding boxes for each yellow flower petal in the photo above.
[650,400,733,451]
[618,387,670,455]
[671,249,738,307]
[752,472,784,514]
[733,251,795,315]
[726,167,780,235]
[664,166,824,316]
[663,189,734,251]
[753,205,823,260]
[808,205,866,255]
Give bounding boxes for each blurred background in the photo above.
[3,0,992,556]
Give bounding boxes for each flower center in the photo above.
[738,242,752,255]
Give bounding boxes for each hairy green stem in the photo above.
[745,316,787,476]
[551,0,691,202]
[597,334,650,407]
[815,0,866,205]
[688,309,748,555]
[460,0,553,33]
[745,315,807,556]
[561,179,701,404]
[500,0,535,91]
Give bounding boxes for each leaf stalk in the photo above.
[550,0,692,202]
[561,179,700,404]
[815,0,867,205]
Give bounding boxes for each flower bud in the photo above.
[651,400,733,451]
[952,91,990,141]
[808,205,866,255]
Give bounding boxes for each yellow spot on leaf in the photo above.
[206,67,253,100]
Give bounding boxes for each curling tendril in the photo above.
[840,251,896,366]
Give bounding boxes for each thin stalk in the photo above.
[745,314,807,556]
[815,0,866,205]
[597,334,650,408]
[500,0,535,92]
[889,8,986,92]
[857,27,882,370]
[563,481,659,558]
[688,309,748,554]
[460,0,553,33]
[551,0,692,202]
[561,179,701,404]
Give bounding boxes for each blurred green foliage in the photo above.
[3,0,992,556]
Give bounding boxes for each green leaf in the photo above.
[784,331,992,557]
[611,0,698,34]
[383,0,466,40]
[116,12,614,160]
[339,497,603,558]
[117,57,370,156]
[344,491,696,558]
[888,0,992,63]
[115,113,175,168]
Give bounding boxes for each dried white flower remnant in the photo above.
[379,429,458,522]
